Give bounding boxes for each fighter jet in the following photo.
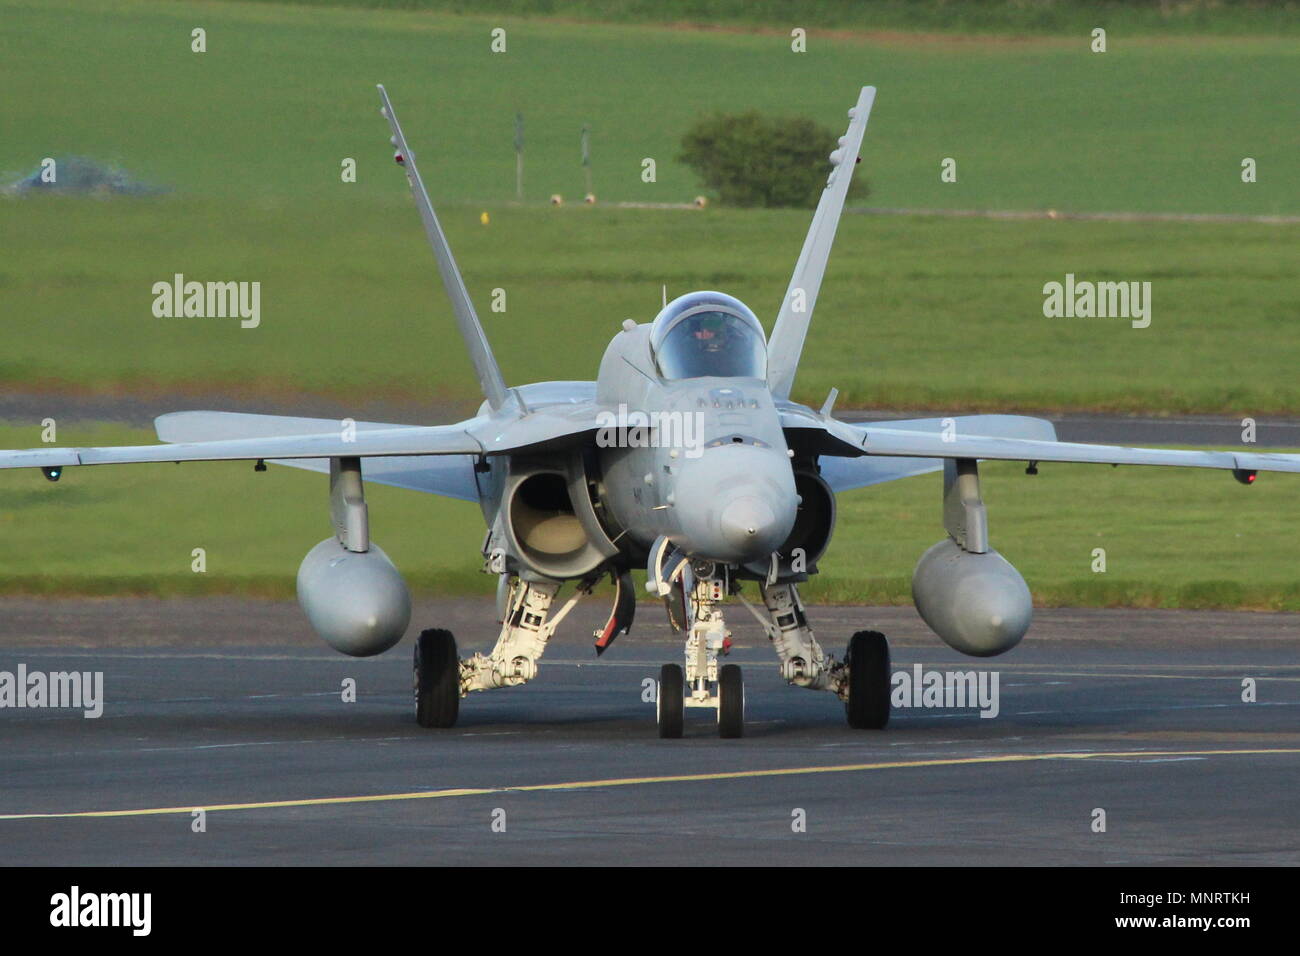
[5,86,1298,738]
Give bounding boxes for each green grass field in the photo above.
[235,1,1300,38]
[6,199,1298,413]
[5,0,1296,212]
[2,0,1296,412]
[1,0,1297,605]
[2,422,1296,610]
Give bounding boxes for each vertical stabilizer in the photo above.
[767,86,876,401]
[378,85,509,411]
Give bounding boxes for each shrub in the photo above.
[678,111,869,208]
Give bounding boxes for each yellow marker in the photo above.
[2,748,1297,821]
[480,211,490,225]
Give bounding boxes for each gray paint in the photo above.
[912,539,1032,657]
[296,538,411,657]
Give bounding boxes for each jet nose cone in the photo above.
[667,443,797,564]
[719,496,780,556]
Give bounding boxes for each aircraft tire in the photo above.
[657,663,684,738]
[717,664,744,738]
[414,628,460,728]
[845,630,890,729]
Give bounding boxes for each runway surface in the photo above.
[1,597,1297,865]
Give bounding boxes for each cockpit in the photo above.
[648,291,767,380]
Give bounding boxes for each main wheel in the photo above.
[657,663,684,739]
[845,630,890,729]
[717,663,744,739]
[414,628,460,728]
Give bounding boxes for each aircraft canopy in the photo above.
[649,291,767,381]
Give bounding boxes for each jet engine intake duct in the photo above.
[784,469,836,571]
[501,451,619,579]
[746,469,836,579]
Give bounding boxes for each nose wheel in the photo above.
[717,664,744,738]
[657,663,685,738]
[656,662,745,738]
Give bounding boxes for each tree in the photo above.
[678,111,868,208]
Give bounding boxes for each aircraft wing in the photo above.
[808,414,1300,481]
[155,411,480,501]
[804,415,1054,491]
[783,412,1049,490]
[855,427,1300,474]
[265,455,481,501]
[0,404,605,486]
[0,423,483,470]
[817,454,942,492]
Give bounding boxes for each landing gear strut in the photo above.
[740,580,892,729]
[413,574,602,730]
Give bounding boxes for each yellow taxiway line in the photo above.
[2,748,1298,821]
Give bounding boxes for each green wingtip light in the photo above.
[41,466,62,482]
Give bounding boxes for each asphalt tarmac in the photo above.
[1,597,1297,865]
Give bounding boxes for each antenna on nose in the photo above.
[662,284,667,308]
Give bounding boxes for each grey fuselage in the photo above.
[592,321,797,567]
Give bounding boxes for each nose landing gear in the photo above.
[654,564,745,738]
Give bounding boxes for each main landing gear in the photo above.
[412,575,594,729]
[413,570,635,729]
[745,581,891,730]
